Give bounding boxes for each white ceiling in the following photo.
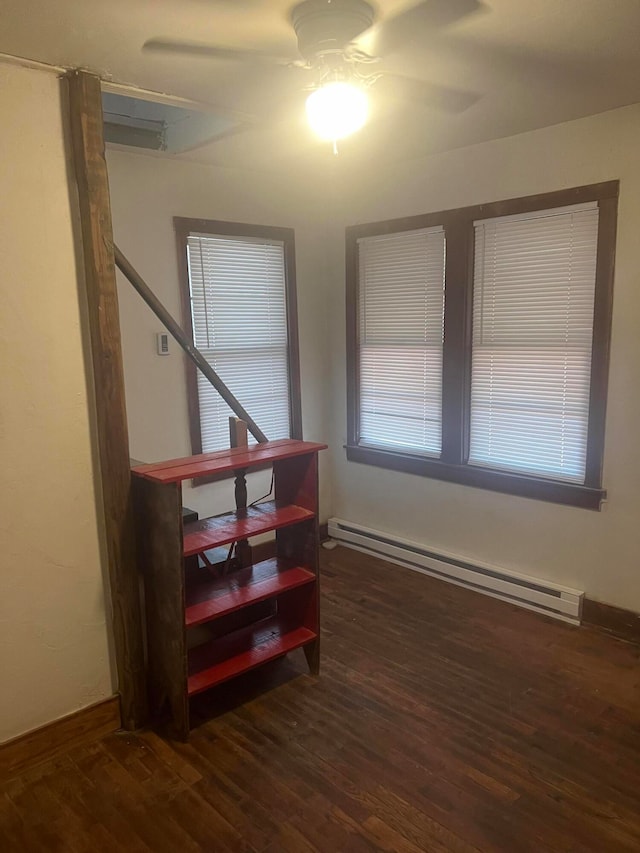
[2,0,640,170]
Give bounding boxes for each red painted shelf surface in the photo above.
[132,439,327,484]
[183,501,314,556]
[185,558,315,627]
[187,618,317,696]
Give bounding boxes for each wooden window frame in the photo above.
[346,181,619,510]
[175,217,303,482]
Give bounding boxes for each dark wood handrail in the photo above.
[114,244,268,444]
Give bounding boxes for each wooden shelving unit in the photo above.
[182,502,315,555]
[132,438,326,739]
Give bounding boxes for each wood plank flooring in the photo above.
[2,545,640,852]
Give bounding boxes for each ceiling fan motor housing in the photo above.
[291,0,375,60]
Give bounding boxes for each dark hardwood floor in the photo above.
[2,545,640,852]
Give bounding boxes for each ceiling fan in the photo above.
[144,0,484,145]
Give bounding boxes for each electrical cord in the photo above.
[248,471,275,507]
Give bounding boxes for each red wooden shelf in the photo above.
[183,501,314,556]
[187,618,317,696]
[185,558,315,627]
[132,439,327,484]
[134,438,324,738]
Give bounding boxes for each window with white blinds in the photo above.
[186,232,292,452]
[469,203,599,483]
[346,182,617,507]
[357,226,446,455]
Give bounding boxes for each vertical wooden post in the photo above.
[229,417,252,567]
[229,417,249,451]
[66,70,147,729]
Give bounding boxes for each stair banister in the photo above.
[114,244,268,445]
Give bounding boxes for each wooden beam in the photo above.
[133,477,188,739]
[114,245,269,444]
[229,417,249,450]
[66,69,147,729]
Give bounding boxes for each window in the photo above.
[175,218,302,458]
[346,183,618,509]
[358,226,445,456]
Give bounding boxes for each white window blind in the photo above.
[186,232,291,452]
[357,226,446,455]
[469,202,599,483]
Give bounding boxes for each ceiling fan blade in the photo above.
[377,73,480,113]
[437,37,596,87]
[143,38,296,65]
[362,0,484,57]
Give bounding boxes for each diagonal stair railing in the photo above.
[114,244,268,445]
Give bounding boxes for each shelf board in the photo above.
[185,558,315,627]
[187,618,317,696]
[132,439,327,484]
[183,501,314,556]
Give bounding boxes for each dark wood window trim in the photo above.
[346,181,619,510]
[175,217,303,485]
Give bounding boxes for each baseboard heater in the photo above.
[327,517,583,624]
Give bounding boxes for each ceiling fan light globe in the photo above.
[306,82,368,141]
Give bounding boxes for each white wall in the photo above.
[109,105,640,613]
[106,149,332,522]
[328,104,640,612]
[0,63,113,743]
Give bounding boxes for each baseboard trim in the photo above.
[0,695,121,781]
[582,598,640,643]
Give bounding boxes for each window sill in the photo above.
[345,445,605,510]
